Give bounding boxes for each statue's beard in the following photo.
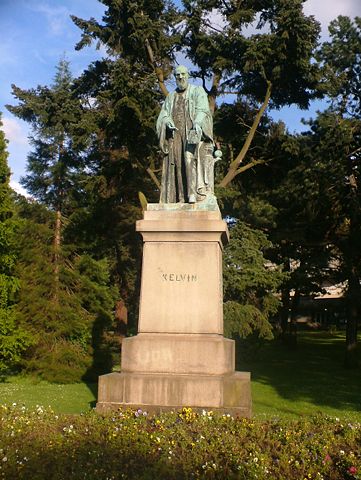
[176,79,188,91]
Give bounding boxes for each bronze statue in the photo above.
[157,66,217,204]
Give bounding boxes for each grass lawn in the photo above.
[0,377,97,413]
[0,331,360,419]
[240,330,361,420]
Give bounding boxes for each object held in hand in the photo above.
[188,128,201,145]
[214,149,222,159]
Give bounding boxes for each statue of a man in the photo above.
[157,65,215,204]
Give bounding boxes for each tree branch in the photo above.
[208,70,222,114]
[218,80,272,187]
[203,20,224,34]
[144,38,169,97]
[235,157,271,175]
[146,167,161,190]
[349,145,361,157]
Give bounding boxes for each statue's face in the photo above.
[175,67,189,91]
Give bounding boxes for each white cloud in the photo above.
[10,180,31,198]
[304,0,361,39]
[206,1,361,40]
[29,2,70,36]
[2,117,29,146]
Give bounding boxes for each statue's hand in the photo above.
[166,121,178,132]
[193,123,202,137]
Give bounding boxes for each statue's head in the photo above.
[175,65,189,91]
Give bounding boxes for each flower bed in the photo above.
[0,404,360,479]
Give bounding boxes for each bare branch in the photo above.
[201,73,209,94]
[219,80,272,187]
[203,20,224,34]
[235,157,271,175]
[146,167,161,190]
[144,38,169,97]
[228,143,234,164]
[236,118,266,137]
[208,70,222,114]
[349,145,361,157]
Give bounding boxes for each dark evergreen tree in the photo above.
[7,62,120,381]
[71,0,323,189]
[223,221,286,341]
[297,112,361,367]
[68,0,324,334]
[7,59,90,303]
[14,197,119,382]
[68,1,183,327]
[0,114,31,373]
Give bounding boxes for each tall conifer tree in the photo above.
[7,63,119,382]
[0,114,31,372]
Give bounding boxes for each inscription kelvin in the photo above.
[162,273,197,282]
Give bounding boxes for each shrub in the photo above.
[0,404,360,479]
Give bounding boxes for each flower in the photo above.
[348,466,357,475]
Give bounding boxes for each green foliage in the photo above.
[67,0,326,336]
[14,199,119,382]
[0,404,360,479]
[223,221,286,340]
[0,309,32,374]
[0,115,32,373]
[318,16,361,116]
[7,59,89,212]
[72,0,181,65]
[183,0,322,107]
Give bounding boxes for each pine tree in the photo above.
[7,59,89,303]
[0,114,31,373]
[14,197,119,382]
[7,61,120,382]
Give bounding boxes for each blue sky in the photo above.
[1,0,360,194]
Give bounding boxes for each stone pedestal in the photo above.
[97,203,252,416]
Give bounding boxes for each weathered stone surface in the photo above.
[136,209,227,335]
[121,333,235,375]
[96,207,252,417]
[97,371,251,416]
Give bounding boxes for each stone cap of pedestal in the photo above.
[136,207,229,245]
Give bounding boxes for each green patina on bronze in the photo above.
[157,66,217,204]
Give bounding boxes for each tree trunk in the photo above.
[280,287,290,336]
[279,257,291,337]
[53,209,61,303]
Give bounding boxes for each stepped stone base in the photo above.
[96,206,252,417]
[97,370,252,417]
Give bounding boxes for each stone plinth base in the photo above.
[97,370,251,417]
[96,206,252,417]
